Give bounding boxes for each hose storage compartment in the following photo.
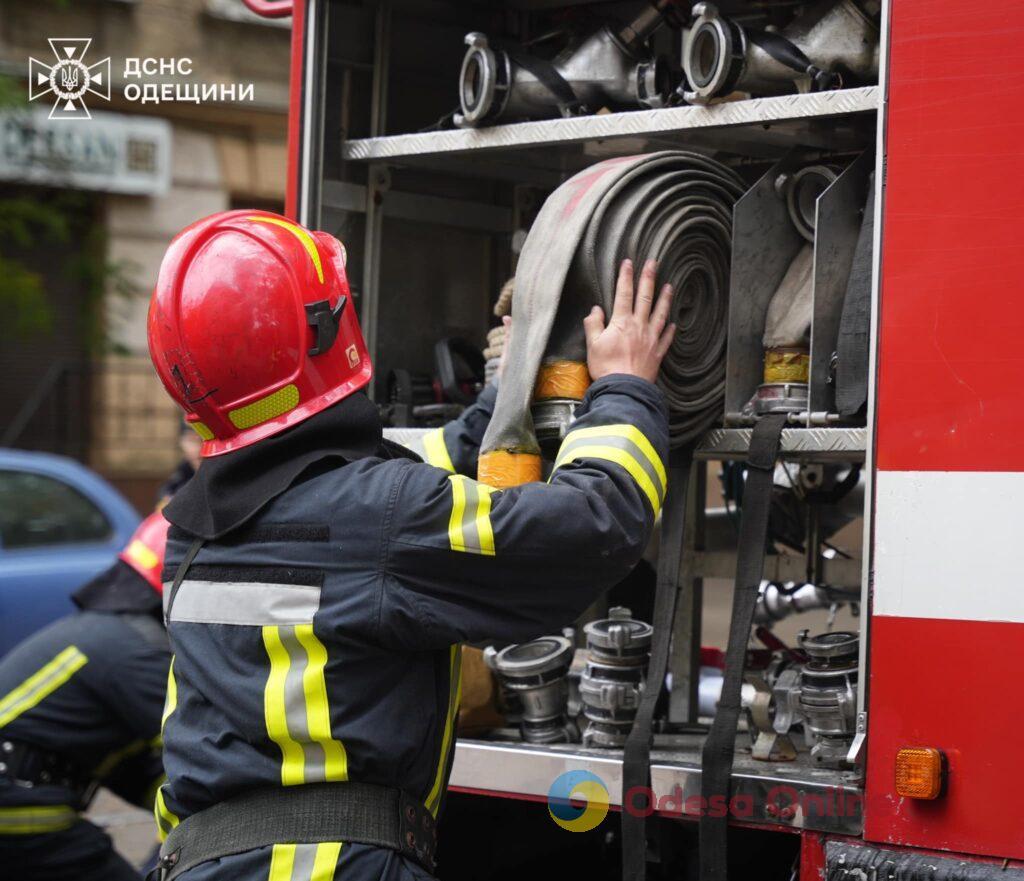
[479,151,745,485]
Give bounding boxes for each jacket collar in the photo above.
[163,392,410,540]
[72,560,162,615]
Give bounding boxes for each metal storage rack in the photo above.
[318,0,881,833]
[342,87,879,171]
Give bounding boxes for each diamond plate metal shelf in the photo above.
[342,87,879,181]
[696,427,867,463]
[386,426,867,463]
[449,738,863,836]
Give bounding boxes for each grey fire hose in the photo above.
[479,151,744,482]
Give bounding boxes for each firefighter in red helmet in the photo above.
[0,512,172,881]
[149,210,675,880]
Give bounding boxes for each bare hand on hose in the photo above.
[584,259,676,384]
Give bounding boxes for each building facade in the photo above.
[0,0,291,509]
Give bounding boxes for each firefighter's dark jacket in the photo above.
[0,563,169,836]
[158,374,668,876]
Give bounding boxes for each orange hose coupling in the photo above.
[534,360,592,401]
[477,450,543,487]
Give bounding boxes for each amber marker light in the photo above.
[895,747,945,799]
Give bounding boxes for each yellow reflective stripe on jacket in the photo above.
[154,661,180,840]
[293,625,347,780]
[0,804,78,835]
[447,476,497,556]
[162,657,177,730]
[0,646,88,728]
[552,423,667,514]
[422,427,456,473]
[263,624,348,787]
[269,841,343,881]
[154,785,179,841]
[558,424,668,488]
[425,644,463,817]
[143,773,166,812]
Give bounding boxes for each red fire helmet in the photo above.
[147,210,372,456]
[119,512,171,593]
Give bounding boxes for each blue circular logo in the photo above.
[547,769,610,832]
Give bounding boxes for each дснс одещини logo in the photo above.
[29,38,111,120]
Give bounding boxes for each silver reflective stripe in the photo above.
[402,435,429,461]
[382,427,430,459]
[290,843,319,880]
[0,804,78,834]
[460,489,484,554]
[168,581,321,626]
[269,842,342,881]
[555,433,666,505]
[279,626,329,781]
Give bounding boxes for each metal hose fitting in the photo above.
[681,0,879,105]
[579,607,653,748]
[489,636,577,744]
[454,0,676,128]
[797,630,859,767]
[776,164,840,242]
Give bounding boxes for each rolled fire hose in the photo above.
[762,244,813,350]
[478,151,745,486]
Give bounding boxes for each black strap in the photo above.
[699,414,786,881]
[745,28,839,91]
[504,46,584,116]
[155,782,436,881]
[835,183,875,417]
[621,450,694,881]
[163,537,204,626]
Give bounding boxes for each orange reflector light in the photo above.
[895,747,944,799]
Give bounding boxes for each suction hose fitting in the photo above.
[681,0,879,105]
[454,0,675,128]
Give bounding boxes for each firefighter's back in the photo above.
[159,455,454,881]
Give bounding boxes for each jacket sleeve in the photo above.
[95,631,170,807]
[102,748,165,810]
[418,383,498,478]
[378,375,669,649]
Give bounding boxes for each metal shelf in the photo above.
[385,425,867,464]
[696,427,867,463]
[450,737,862,835]
[342,87,879,182]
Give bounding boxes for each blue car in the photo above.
[0,449,140,656]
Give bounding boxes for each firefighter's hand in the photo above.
[584,259,676,384]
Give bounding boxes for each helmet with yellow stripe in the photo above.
[118,512,170,593]
[147,210,372,456]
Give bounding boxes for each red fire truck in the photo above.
[245,0,1024,877]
